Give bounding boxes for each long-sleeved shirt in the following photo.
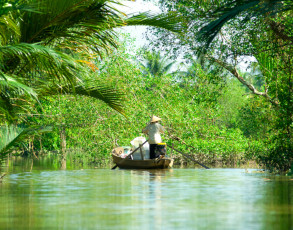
[142,123,165,144]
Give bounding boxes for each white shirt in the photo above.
[142,123,165,144]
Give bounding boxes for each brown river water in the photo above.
[0,157,293,230]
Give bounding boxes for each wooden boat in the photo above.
[111,147,173,169]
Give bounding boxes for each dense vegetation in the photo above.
[145,0,293,172]
[1,43,271,169]
[1,0,292,172]
[0,0,182,163]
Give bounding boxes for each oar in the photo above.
[167,132,209,169]
[167,144,209,169]
[0,173,6,181]
[111,140,148,170]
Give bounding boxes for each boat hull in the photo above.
[111,147,173,169]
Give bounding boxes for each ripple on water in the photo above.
[0,168,292,230]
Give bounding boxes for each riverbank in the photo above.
[0,151,261,174]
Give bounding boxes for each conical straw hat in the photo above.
[150,115,161,123]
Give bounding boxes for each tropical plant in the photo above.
[0,0,184,124]
[138,50,176,77]
[0,0,185,157]
[196,0,293,51]
[0,124,53,157]
[25,46,253,167]
[147,0,293,171]
[193,0,293,172]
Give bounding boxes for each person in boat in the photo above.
[142,115,165,159]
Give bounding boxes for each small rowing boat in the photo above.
[111,146,173,169]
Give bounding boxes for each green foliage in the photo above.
[2,0,290,172]
[196,0,293,53]
[147,0,292,172]
[0,0,184,123]
[20,44,266,167]
[0,124,52,157]
[237,97,274,138]
[137,49,176,77]
[217,80,247,128]
[0,0,128,122]
[258,134,293,173]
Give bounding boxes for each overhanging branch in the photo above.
[207,56,279,107]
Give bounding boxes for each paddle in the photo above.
[166,131,209,169]
[111,140,148,170]
[0,173,6,184]
[167,144,209,169]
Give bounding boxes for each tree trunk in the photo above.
[60,126,67,154]
[60,126,67,170]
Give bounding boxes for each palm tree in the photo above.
[138,50,176,77]
[0,0,183,123]
[0,0,184,155]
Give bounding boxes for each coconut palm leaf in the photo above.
[20,0,118,41]
[0,72,39,122]
[0,0,184,123]
[0,0,35,45]
[0,15,20,45]
[0,0,33,18]
[0,73,37,98]
[0,77,126,122]
[0,124,53,156]
[19,0,184,56]
[19,0,122,59]
[125,11,185,33]
[0,44,126,119]
[74,84,125,116]
[39,78,125,116]
[138,50,176,77]
[163,61,176,73]
[0,93,14,122]
[197,0,293,51]
[0,43,84,85]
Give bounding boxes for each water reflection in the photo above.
[261,176,293,230]
[1,158,293,230]
[128,169,173,230]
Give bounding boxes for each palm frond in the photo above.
[0,0,33,18]
[0,73,37,99]
[126,11,185,34]
[0,0,186,124]
[19,1,185,56]
[0,92,14,122]
[20,0,123,47]
[138,50,176,77]
[0,15,20,45]
[163,61,176,73]
[74,84,125,116]
[0,124,53,156]
[39,78,126,116]
[0,43,85,85]
[255,52,275,79]
[0,72,38,122]
[0,0,30,46]
[197,0,292,52]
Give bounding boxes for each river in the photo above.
[0,157,293,230]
